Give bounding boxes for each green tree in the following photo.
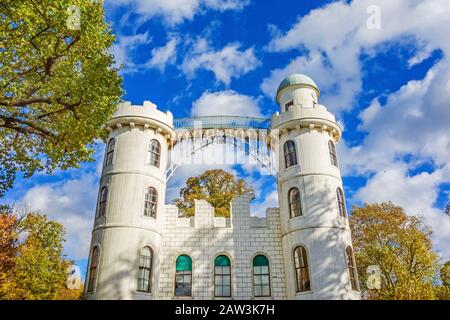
[349,202,440,300]
[173,169,254,217]
[441,261,450,287]
[0,208,72,300]
[0,0,122,197]
[437,261,450,300]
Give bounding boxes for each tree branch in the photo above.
[0,114,57,139]
[0,98,52,107]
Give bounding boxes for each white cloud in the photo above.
[264,0,450,259]
[16,146,105,260]
[260,52,361,111]
[251,190,279,218]
[344,62,450,175]
[147,37,178,72]
[353,164,450,260]
[106,0,249,26]
[19,174,98,260]
[262,0,450,112]
[191,90,263,117]
[110,32,152,73]
[182,38,260,85]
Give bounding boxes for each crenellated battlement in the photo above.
[104,100,176,141]
[162,193,280,230]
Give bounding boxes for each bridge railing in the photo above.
[174,116,271,131]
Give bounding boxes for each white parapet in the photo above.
[105,100,176,142]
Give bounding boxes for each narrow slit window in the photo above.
[105,139,115,166]
[98,187,108,217]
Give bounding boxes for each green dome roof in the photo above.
[276,73,320,98]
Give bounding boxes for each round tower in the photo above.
[272,74,361,299]
[84,101,175,300]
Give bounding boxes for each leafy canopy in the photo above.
[0,0,123,196]
[0,206,79,300]
[173,169,254,217]
[349,202,441,300]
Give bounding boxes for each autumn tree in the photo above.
[0,207,76,300]
[0,0,123,197]
[437,261,450,300]
[173,169,254,217]
[0,205,19,293]
[349,202,440,300]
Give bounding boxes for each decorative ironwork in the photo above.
[166,116,276,181]
[165,134,274,181]
[174,116,271,131]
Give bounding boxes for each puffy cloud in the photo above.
[182,38,261,85]
[264,0,450,258]
[260,52,361,112]
[147,37,178,72]
[343,61,450,176]
[18,174,98,260]
[251,190,279,218]
[191,90,263,117]
[353,164,450,260]
[16,146,105,260]
[106,0,250,26]
[110,32,152,73]
[262,0,450,112]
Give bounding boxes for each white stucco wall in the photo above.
[157,195,286,300]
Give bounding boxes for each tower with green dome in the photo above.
[272,73,361,299]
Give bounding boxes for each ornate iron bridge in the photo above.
[166,116,277,181]
[173,116,271,131]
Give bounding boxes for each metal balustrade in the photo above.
[174,116,271,131]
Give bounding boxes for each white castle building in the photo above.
[84,74,361,300]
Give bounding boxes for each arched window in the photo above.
[284,140,298,168]
[328,140,338,167]
[105,138,115,166]
[137,247,153,293]
[285,100,294,112]
[288,188,302,218]
[253,255,271,297]
[346,246,359,291]
[214,255,231,297]
[175,255,192,297]
[144,187,158,218]
[87,246,99,293]
[294,246,311,292]
[149,139,161,168]
[337,187,346,218]
[98,187,108,217]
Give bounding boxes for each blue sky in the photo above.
[4,0,450,276]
